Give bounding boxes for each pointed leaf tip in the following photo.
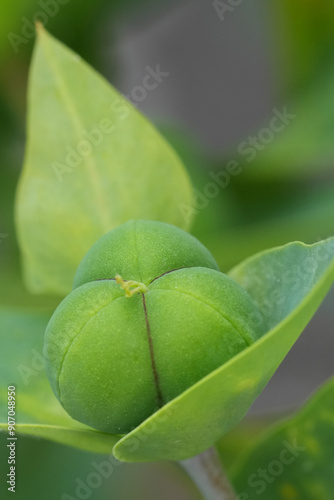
[16,30,193,295]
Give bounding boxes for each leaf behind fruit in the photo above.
[16,27,193,296]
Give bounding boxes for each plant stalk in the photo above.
[179,447,238,500]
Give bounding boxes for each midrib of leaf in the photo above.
[39,31,112,233]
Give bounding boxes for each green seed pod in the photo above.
[44,221,263,434]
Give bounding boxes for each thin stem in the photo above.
[115,274,148,297]
[179,447,238,500]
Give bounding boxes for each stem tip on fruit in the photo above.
[115,275,148,298]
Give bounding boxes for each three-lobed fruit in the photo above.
[44,220,263,434]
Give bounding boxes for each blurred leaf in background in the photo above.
[237,69,334,181]
[270,0,334,95]
[231,377,334,500]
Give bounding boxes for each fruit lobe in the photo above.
[73,219,219,288]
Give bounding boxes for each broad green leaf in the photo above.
[231,377,334,500]
[228,238,334,332]
[16,27,192,296]
[113,238,334,462]
[0,309,121,453]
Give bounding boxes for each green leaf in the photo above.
[0,309,120,453]
[228,238,334,332]
[112,238,334,462]
[16,26,192,296]
[231,377,334,500]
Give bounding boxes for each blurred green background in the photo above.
[0,0,333,498]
